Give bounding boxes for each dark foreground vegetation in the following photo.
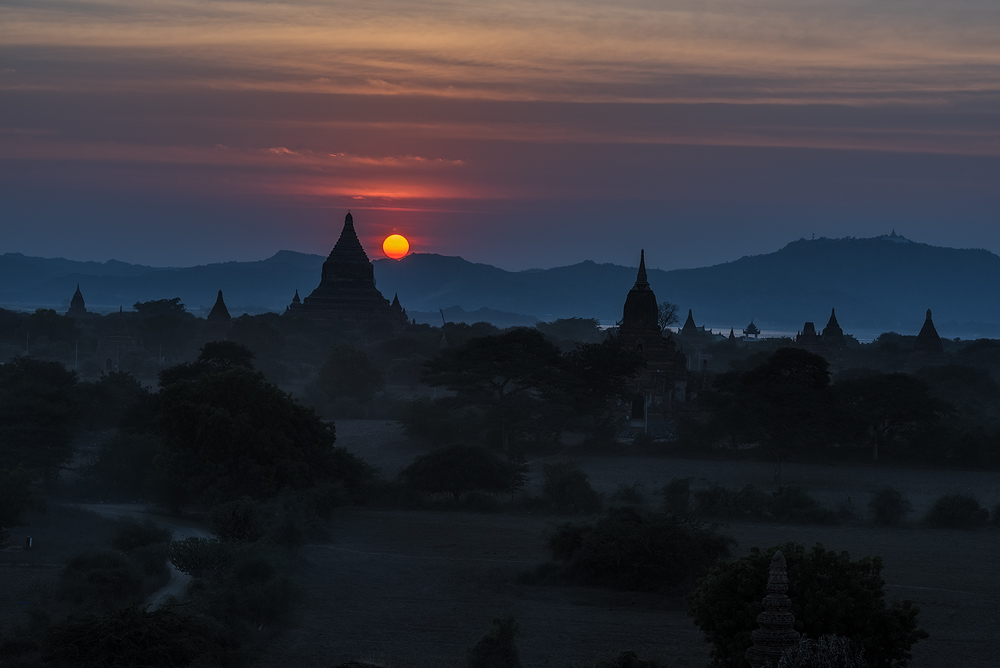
[4,302,1000,666]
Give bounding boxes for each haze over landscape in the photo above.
[5,3,1000,668]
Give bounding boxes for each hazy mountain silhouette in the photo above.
[3,235,999,336]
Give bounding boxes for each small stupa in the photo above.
[822,308,847,348]
[745,550,800,668]
[909,309,946,368]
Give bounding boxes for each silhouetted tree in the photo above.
[132,298,199,358]
[77,371,151,430]
[0,357,78,482]
[834,372,948,461]
[315,344,384,402]
[156,367,371,507]
[401,444,526,500]
[555,341,643,441]
[657,301,680,332]
[423,328,561,452]
[159,341,255,387]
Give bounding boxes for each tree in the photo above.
[400,444,526,500]
[0,357,78,482]
[557,341,643,441]
[535,318,604,345]
[709,348,834,480]
[834,372,948,461]
[0,465,36,544]
[156,366,371,507]
[77,371,151,430]
[687,542,927,668]
[132,298,200,359]
[423,328,562,452]
[658,301,680,332]
[159,341,256,387]
[315,344,385,402]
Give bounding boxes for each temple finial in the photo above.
[636,249,648,286]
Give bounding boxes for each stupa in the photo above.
[66,284,87,318]
[287,212,407,328]
[200,290,233,343]
[909,309,946,368]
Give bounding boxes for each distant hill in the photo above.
[3,234,1000,337]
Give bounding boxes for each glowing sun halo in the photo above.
[382,234,410,259]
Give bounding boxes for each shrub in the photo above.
[768,486,838,525]
[541,462,602,514]
[466,615,522,668]
[662,477,692,514]
[693,484,769,521]
[774,635,867,668]
[210,498,272,544]
[0,465,36,544]
[992,502,1000,526]
[110,517,172,552]
[401,444,526,500]
[549,507,733,593]
[59,551,145,607]
[687,542,927,668]
[168,538,237,578]
[610,482,646,507]
[84,432,160,500]
[46,605,244,668]
[923,493,989,529]
[835,497,862,525]
[868,488,913,526]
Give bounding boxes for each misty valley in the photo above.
[2,224,1000,668]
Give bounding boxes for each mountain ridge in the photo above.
[2,236,998,337]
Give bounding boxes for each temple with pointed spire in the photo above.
[612,249,687,423]
[66,284,87,318]
[200,290,233,343]
[286,212,408,329]
[909,308,946,368]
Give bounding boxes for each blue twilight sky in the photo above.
[1,0,999,270]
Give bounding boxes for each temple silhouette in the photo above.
[611,250,687,424]
[286,212,408,328]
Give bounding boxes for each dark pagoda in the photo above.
[909,309,946,368]
[287,212,408,328]
[821,308,847,348]
[200,290,233,343]
[613,250,687,422]
[66,284,87,318]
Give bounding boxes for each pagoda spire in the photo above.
[745,551,799,668]
[635,249,648,287]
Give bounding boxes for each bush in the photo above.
[549,507,733,593]
[868,488,913,526]
[466,615,522,668]
[774,635,867,668]
[662,477,692,514]
[923,493,989,529]
[110,517,172,552]
[693,484,769,521]
[541,462,602,514]
[46,605,244,668]
[687,542,927,668]
[992,502,1000,526]
[0,465,36,544]
[168,538,237,578]
[692,484,837,525]
[401,444,526,500]
[59,551,145,607]
[210,498,272,543]
[609,482,645,507]
[768,486,838,525]
[84,432,161,501]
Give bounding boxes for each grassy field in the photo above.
[253,420,1000,667]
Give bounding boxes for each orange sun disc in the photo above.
[382,234,410,259]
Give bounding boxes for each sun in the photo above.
[382,234,410,259]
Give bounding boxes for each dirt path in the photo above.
[72,504,212,609]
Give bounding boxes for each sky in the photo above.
[2,0,999,271]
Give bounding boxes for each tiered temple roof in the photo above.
[287,212,408,328]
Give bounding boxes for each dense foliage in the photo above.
[401,444,527,499]
[156,366,371,507]
[549,507,734,593]
[687,542,927,668]
[922,492,989,529]
[466,616,523,668]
